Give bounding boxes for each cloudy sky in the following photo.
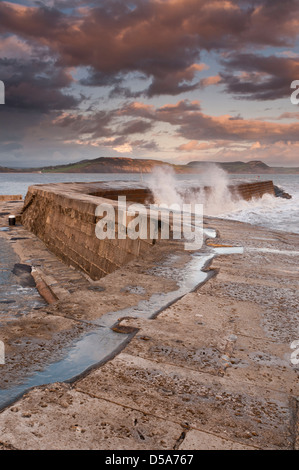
[0,0,299,168]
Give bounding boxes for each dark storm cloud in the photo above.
[119,99,299,144]
[116,119,153,135]
[108,85,142,99]
[80,70,123,88]
[0,57,79,111]
[1,0,299,167]
[1,0,299,98]
[130,139,159,151]
[54,109,153,142]
[0,3,66,40]
[229,0,299,47]
[54,109,115,139]
[220,53,299,100]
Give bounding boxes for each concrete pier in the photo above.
[0,185,298,450]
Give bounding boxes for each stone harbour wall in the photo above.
[230,180,275,201]
[20,179,277,280]
[21,182,154,280]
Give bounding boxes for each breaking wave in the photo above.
[147,165,299,234]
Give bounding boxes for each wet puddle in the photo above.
[0,326,131,409]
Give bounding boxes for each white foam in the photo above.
[147,166,299,235]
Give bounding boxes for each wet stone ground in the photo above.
[0,202,298,450]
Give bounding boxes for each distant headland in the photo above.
[0,157,298,174]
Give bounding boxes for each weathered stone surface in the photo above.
[0,383,183,450]
[0,195,298,450]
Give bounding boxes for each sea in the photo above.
[0,171,298,234]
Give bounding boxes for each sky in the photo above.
[0,0,299,168]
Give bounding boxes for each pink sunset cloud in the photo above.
[0,0,299,166]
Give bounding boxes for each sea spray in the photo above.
[192,164,237,216]
[0,172,297,234]
[147,167,299,234]
[147,165,184,206]
[147,163,239,216]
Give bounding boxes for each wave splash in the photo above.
[147,164,299,234]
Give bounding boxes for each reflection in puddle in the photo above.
[0,326,131,409]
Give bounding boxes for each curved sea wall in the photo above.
[20,180,276,280]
